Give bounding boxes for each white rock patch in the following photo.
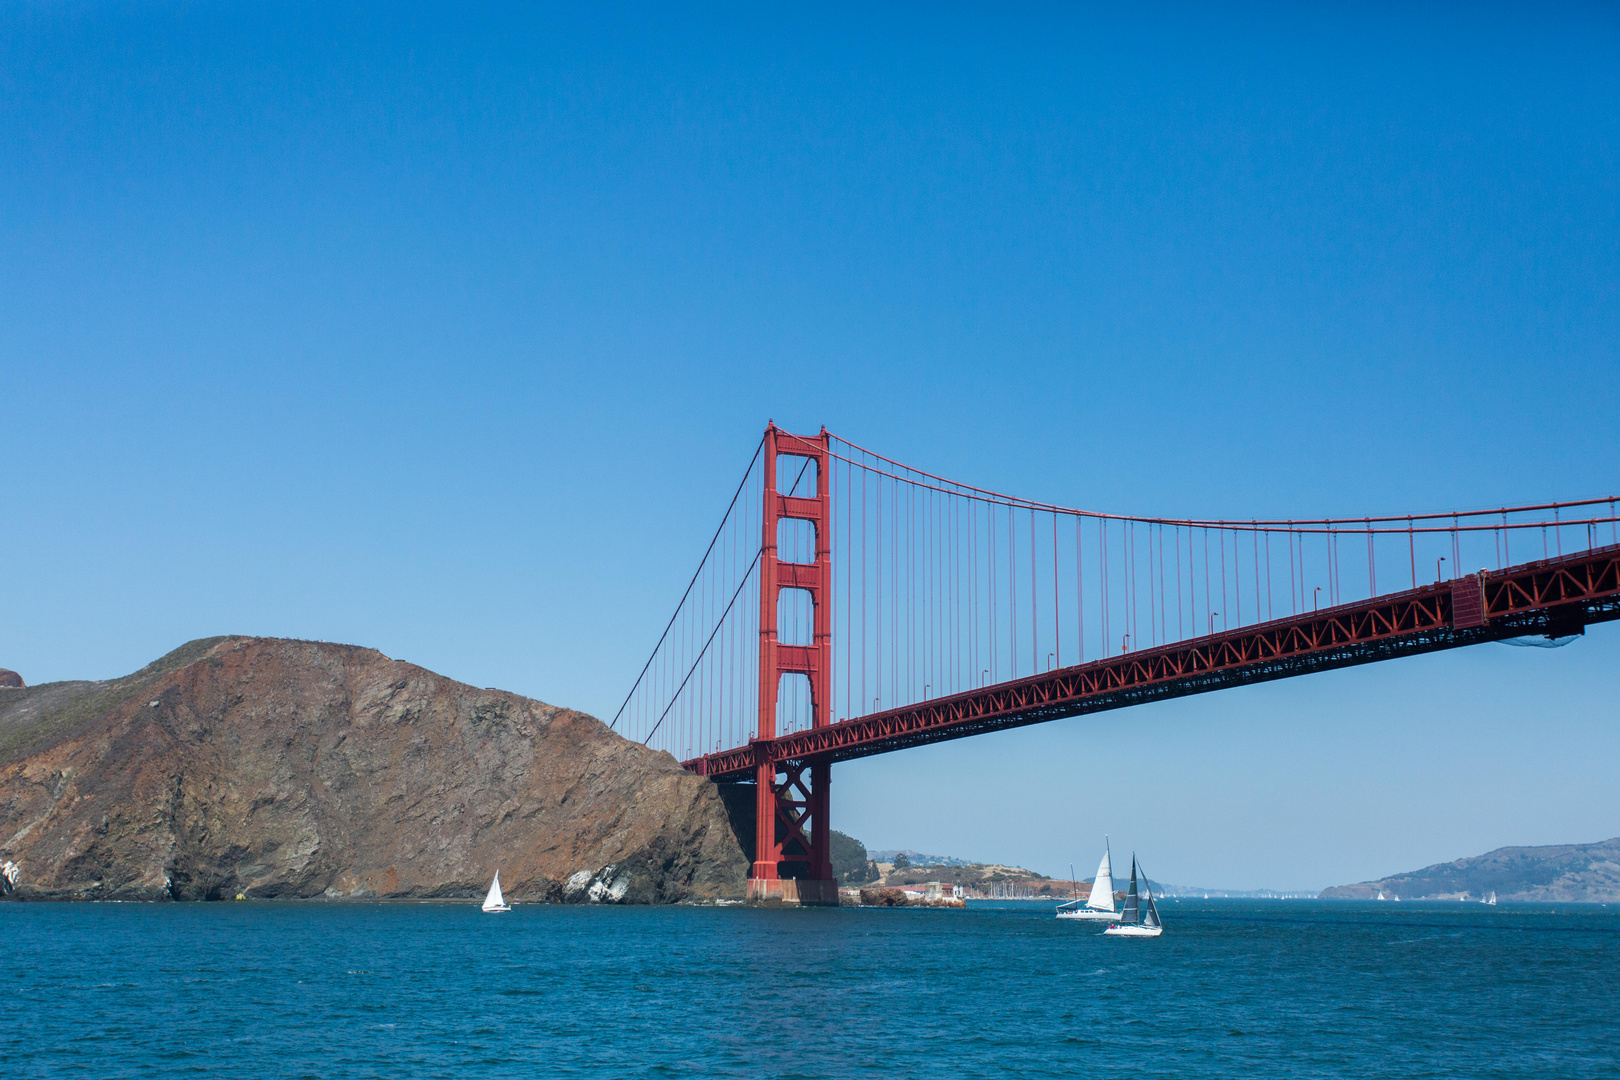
[564,865,630,903]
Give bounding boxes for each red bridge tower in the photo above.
[746,423,838,904]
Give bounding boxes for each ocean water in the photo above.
[4,899,1616,1078]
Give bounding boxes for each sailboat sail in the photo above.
[1118,859,1140,925]
[482,871,508,912]
[1087,845,1117,913]
[1140,863,1161,929]
[1056,842,1122,920]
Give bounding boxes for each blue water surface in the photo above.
[4,899,1617,1078]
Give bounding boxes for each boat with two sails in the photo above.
[1056,841,1119,922]
[1102,855,1162,938]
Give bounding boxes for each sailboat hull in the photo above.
[1055,908,1118,921]
[1103,924,1163,937]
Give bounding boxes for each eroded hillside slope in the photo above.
[0,637,747,902]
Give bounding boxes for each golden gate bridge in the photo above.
[611,424,1620,904]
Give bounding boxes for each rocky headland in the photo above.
[0,637,748,903]
[1320,837,1620,902]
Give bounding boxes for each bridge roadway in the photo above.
[686,544,1620,780]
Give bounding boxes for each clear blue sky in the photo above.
[4,3,1617,890]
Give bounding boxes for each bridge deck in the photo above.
[686,545,1620,779]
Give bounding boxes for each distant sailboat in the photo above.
[1376,890,1387,901]
[1103,855,1163,938]
[1057,840,1119,921]
[1482,891,1497,906]
[482,871,511,913]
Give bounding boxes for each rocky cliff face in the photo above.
[1320,837,1620,902]
[0,637,748,902]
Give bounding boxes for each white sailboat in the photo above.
[1057,840,1119,921]
[482,870,511,913]
[1482,891,1497,905]
[1376,890,1387,901]
[1103,855,1163,938]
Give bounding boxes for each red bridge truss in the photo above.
[611,424,1620,904]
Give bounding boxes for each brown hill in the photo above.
[0,637,747,902]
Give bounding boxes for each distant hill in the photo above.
[869,849,973,867]
[1320,838,1620,902]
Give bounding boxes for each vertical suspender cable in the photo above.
[1142,522,1151,646]
[969,497,977,685]
[1409,519,1416,589]
[1202,529,1211,636]
[1366,519,1375,598]
[1101,519,1110,656]
[1010,505,1018,676]
[1075,515,1085,664]
[1300,532,1308,611]
[875,469,883,709]
[1264,529,1273,622]
[1127,521,1136,649]
[1030,507,1038,668]
[1185,526,1194,636]
[860,462,867,716]
[990,502,998,681]
[1288,523,1297,615]
[1053,512,1060,667]
[1250,526,1259,625]
[1174,526,1183,641]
